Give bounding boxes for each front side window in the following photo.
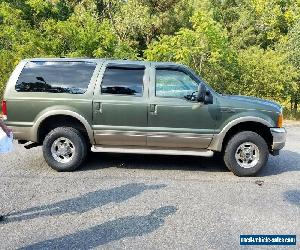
[156,69,199,98]
[16,61,96,94]
[101,66,144,97]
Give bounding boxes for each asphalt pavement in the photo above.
[0,125,299,249]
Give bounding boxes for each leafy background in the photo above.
[1,0,300,118]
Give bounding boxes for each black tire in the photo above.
[223,131,269,176]
[42,127,87,172]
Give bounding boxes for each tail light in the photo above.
[277,113,283,128]
[1,100,7,117]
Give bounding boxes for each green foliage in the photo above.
[1,0,300,117]
[207,0,300,49]
[278,20,300,112]
[0,2,43,94]
[112,0,193,53]
[40,4,137,58]
[145,11,240,94]
[238,47,298,102]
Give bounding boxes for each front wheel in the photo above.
[42,127,87,172]
[223,131,269,176]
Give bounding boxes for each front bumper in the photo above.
[270,127,287,151]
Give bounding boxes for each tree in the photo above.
[112,0,193,55]
[145,11,240,94]
[205,0,300,50]
[0,2,42,96]
[40,3,138,58]
[279,20,300,112]
[238,46,298,103]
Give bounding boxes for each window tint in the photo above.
[156,69,198,98]
[101,66,144,97]
[16,61,96,94]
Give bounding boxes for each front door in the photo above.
[92,62,149,146]
[147,65,217,149]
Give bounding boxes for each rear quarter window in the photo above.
[15,61,97,94]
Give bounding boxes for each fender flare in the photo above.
[208,116,273,152]
[33,110,94,144]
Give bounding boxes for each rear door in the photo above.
[92,61,149,146]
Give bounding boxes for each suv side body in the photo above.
[3,58,286,176]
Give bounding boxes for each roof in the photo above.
[23,58,182,67]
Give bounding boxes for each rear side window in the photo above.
[16,61,96,94]
[101,66,144,97]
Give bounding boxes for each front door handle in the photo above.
[94,102,103,114]
[150,104,158,115]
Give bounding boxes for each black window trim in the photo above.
[107,63,145,70]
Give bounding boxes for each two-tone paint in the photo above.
[3,58,286,155]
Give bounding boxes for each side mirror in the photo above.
[197,84,213,104]
[204,89,213,104]
[197,83,206,103]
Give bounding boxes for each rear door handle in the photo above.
[150,104,158,115]
[94,102,103,114]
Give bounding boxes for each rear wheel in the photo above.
[42,127,87,172]
[223,131,269,176]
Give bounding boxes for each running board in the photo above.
[92,145,214,157]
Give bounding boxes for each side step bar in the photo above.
[92,145,214,157]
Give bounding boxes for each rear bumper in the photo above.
[270,127,286,151]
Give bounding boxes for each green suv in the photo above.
[2,58,286,176]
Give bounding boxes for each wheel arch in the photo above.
[208,117,273,152]
[34,110,94,145]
